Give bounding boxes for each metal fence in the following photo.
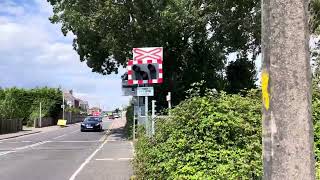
[0,119,23,134]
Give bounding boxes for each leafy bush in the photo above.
[0,87,62,126]
[134,90,262,179]
[124,103,134,140]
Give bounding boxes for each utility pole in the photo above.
[62,91,65,120]
[39,102,42,128]
[262,0,315,179]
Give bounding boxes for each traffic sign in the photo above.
[137,87,154,96]
[127,59,163,85]
[133,47,163,62]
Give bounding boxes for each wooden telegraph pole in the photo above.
[262,0,315,179]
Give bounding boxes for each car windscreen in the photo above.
[84,117,100,122]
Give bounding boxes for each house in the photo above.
[63,90,89,112]
[79,100,89,113]
[63,90,76,107]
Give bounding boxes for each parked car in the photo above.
[108,115,114,119]
[81,116,103,132]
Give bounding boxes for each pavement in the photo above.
[0,117,134,180]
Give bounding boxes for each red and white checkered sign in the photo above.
[127,59,163,85]
[133,47,163,61]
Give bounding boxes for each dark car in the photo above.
[81,117,103,132]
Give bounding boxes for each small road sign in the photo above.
[137,87,154,96]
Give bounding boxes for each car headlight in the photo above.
[81,123,85,126]
[95,123,100,126]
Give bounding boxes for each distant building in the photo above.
[79,100,89,113]
[63,90,76,107]
[63,90,88,112]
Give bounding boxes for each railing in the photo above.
[0,119,23,134]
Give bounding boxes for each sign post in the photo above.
[145,96,149,136]
[151,100,156,135]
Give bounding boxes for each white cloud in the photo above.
[0,0,130,110]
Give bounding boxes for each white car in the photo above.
[114,114,120,118]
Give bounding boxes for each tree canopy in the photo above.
[47,0,260,107]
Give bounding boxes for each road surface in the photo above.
[0,118,133,180]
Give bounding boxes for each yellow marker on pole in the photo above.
[57,119,67,127]
[261,70,270,110]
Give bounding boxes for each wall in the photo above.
[0,119,23,134]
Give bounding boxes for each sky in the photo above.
[0,0,130,110]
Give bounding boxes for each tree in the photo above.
[226,58,257,94]
[47,0,260,108]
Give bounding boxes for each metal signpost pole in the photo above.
[133,99,136,141]
[145,96,149,136]
[151,100,156,135]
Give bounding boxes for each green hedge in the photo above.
[134,91,262,179]
[0,87,62,126]
[133,88,320,179]
[124,103,134,140]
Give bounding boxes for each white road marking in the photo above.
[52,134,67,139]
[15,141,50,150]
[53,140,100,143]
[95,158,114,161]
[69,139,109,180]
[106,139,116,142]
[118,158,133,161]
[22,141,32,143]
[0,151,15,156]
[53,129,79,140]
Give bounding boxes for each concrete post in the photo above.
[262,0,315,179]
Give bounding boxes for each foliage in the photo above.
[65,107,81,114]
[124,103,134,140]
[47,0,260,109]
[0,87,62,126]
[226,58,257,93]
[134,85,320,179]
[134,90,262,179]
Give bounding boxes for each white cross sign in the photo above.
[133,47,163,62]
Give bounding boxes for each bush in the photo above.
[134,90,262,179]
[124,104,134,140]
[0,87,62,126]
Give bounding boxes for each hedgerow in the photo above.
[134,90,262,179]
[0,87,62,126]
[132,86,320,179]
